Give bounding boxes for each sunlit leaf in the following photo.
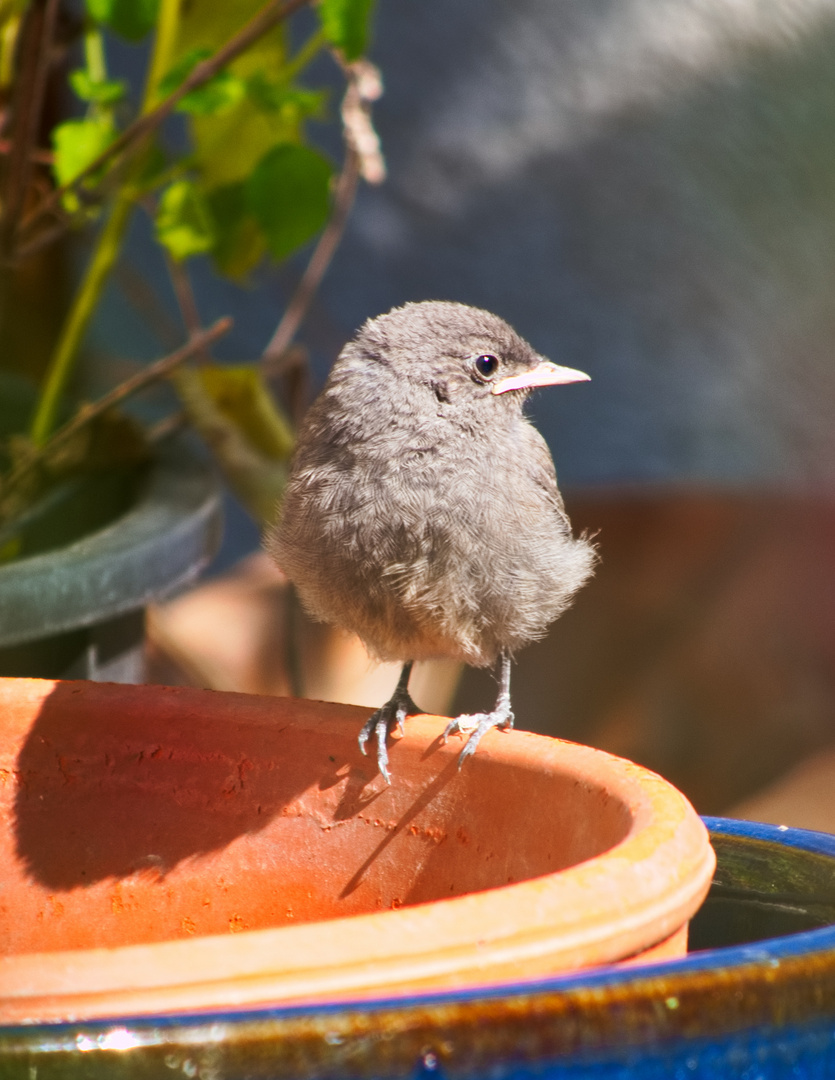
[85,0,159,41]
[189,102,300,188]
[318,0,376,60]
[158,47,211,93]
[69,68,127,105]
[159,47,247,116]
[155,179,216,260]
[173,0,294,187]
[52,116,116,185]
[174,0,287,67]
[197,364,294,460]
[51,115,117,209]
[178,71,247,115]
[246,144,332,260]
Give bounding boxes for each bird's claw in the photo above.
[442,713,481,739]
[358,690,421,784]
[358,711,393,783]
[443,709,514,769]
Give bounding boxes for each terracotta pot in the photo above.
[4,819,835,1078]
[0,677,714,1024]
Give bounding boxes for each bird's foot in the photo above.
[443,707,515,769]
[358,688,422,784]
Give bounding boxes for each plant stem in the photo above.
[262,58,383,366]
[83,25,107,84]
[18,0,311,244]
[29,186,135,445]
[28,0,183,446]
[262,146,360,367]
[143,0,180,109]
[282,27,326,82]
[5,318,232,508]
[0,0,59,257]
[0,15,22,90]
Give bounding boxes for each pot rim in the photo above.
[0,681,715,1024]
[0,437,222,647]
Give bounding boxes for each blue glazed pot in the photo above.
[2,817,835,1077]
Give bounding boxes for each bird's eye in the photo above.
[474,354,499,379]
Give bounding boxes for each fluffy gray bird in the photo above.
[268,301,596,781]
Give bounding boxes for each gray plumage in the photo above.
[267,301,595,779]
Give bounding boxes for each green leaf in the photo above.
[245,144,332,261]
[206,182,265,279]
[85,0,160,41]
[51,115,117,209]
[188,103,298,188]
[173,3,295,189]
[245,73,327,119]
[159,47,247,116]
[155,179,216,261]
[133,139,169,192]
[174,0,287,67]
[197,364,294,460]
[52,116,117,185]
[158,47,211,93]
[69,68,127,105]
[178,70,247,116]
[318,0,376,60]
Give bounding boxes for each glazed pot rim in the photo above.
[0,437,222,647]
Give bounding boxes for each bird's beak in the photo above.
[492,359,591,395]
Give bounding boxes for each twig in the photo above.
[17,0,311,246]
[1,317,232,498]
[0,141,54,165]
[0,0,60,260]
[114,260,182,350]
[339,58,386,185]
[165,252,213,364]
[147,411,186,444]
[262,59,385,367]
[52,318,231,445]
[12,217,69,263]
[262,147,361,368]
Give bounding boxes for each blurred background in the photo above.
[11,0,835,826]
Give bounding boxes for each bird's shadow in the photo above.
[338,754,460,899]
[12,681,384,890]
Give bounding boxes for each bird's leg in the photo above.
[358,660,421,784]
[443,651,514,768]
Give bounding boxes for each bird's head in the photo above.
[347,301,589,415]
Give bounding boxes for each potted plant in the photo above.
[0,0,383,679]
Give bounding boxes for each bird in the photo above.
[267,301,596,782]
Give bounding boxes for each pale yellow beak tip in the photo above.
[491,361,591,395]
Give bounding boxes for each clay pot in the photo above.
[5,819,835,1078]
[0,677,714,1024]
